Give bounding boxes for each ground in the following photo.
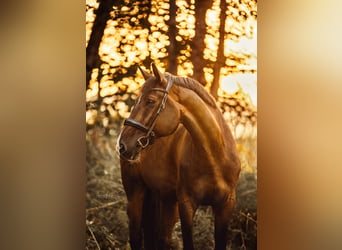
[86,125,256,250]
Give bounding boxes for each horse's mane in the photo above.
[165,73,217,108]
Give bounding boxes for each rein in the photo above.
[124,77,173,149]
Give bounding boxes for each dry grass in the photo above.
[86,125,256,250]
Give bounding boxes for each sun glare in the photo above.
[221,73,257,106]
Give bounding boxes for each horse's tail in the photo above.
[142,189,160,250]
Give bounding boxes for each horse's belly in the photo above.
[188,177,230,206]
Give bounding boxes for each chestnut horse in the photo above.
[118,63,240,250]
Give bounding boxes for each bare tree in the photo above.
[210,0,227,99]
[166,0,178,74]
[86,0,113,89]
[190,0,212,86]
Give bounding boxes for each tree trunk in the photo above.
[191,0,212,86]
[166,0,178,74]
[210,0,227,99]
[86,0,113,89]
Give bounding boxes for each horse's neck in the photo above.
[178,88,227,162]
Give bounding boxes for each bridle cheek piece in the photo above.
[123,77,173,149]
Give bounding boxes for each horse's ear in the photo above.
[151,63,166,86]
[138,65,151,80]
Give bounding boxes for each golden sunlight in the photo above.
[86,0,257,106]
[220,73,257,106]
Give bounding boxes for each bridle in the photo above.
[123,77,173,149]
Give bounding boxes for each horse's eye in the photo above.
[147,99,156,105]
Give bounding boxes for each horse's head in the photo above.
[118,63,181,161]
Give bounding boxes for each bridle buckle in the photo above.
[137,132,155,149]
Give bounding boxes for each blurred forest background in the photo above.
[86,0,257,249]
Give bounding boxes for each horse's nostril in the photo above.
[119,142,127,154]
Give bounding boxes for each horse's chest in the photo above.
[139,162,177,195]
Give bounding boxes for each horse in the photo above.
[117,63,241,250]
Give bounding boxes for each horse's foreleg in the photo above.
[127,189,146,250]
[158,198,178,250]
[213,191,236,250]
[142,190,159,250]
[178,197,197,250]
